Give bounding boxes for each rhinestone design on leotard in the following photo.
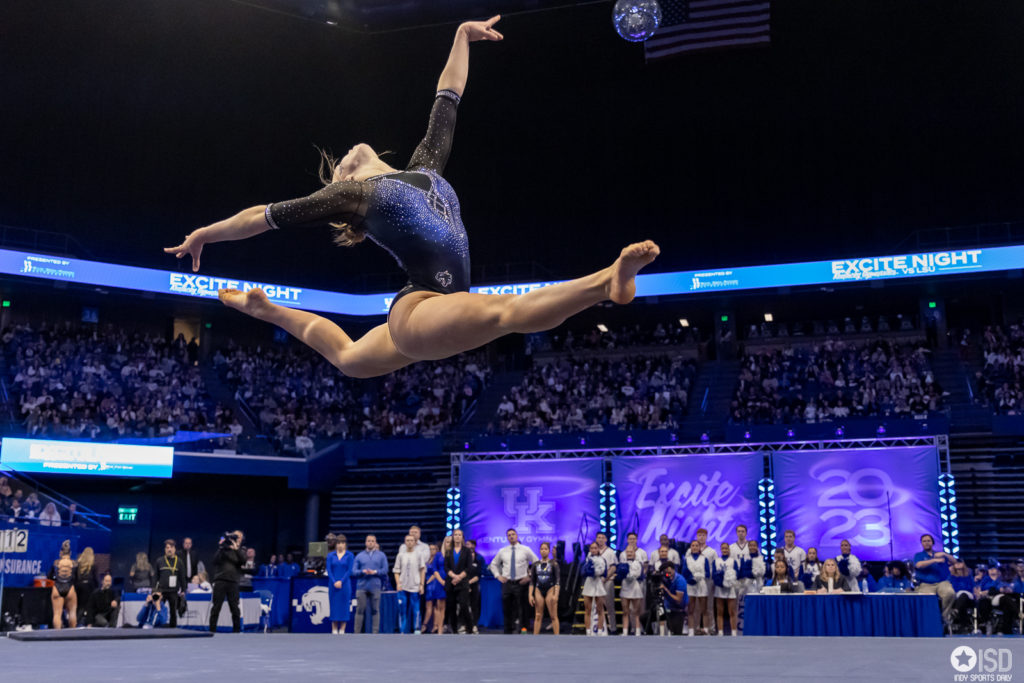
[266,90,470,296]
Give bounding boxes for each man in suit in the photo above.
[444,529,475,634]
[179,537,202,582]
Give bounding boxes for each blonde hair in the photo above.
[77,547,95,574]
[133,552,152,573]
[316,146,394,248]
[60,539,71,557]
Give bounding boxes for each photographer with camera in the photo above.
[209,530,245,633]
[657,562,688,635]
[137,591,169,629]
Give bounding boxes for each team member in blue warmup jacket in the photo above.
[353,535,389,633]
[327,534,354,635]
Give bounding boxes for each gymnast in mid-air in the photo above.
[165,15,659,379]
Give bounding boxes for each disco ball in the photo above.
[612,0,662,42]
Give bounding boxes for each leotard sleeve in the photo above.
[264,179,371,230]
[406,90,461,174]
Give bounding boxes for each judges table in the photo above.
[120,592,262,632]
[743,593,943,637]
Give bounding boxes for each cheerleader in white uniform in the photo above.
[696,528,719,634]
[799,547,823,590]
[581,542,608,635]
[618,547,645,636]
[681,540,711,636]
[746,540,767,593]
[781,530,806,579]
[713,542,740,636]
[835,539,863,592]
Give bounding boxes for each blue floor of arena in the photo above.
[3,632,1023,682]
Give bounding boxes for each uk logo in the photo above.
[502,487,555,534]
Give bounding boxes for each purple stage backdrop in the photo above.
[612,454,762,552]
[459,458,603,562]
[773,447,941,561]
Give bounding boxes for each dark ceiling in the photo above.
[2,0,1023,294]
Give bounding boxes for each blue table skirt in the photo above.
[478,576,503,629]
[743,593,943,637]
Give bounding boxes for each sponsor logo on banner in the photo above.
[292,586,330,625]
[21,255,75,279]
[950,646,1013,681]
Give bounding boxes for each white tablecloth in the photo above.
[119,592,261,631]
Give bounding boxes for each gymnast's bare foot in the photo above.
[608,240,660,305]
[219,287,274,318]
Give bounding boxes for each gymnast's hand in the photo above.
[164,229,207,272]
[459,15,503,42]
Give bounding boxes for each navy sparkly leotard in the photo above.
[264,89,469,306]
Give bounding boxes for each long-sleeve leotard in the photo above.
[265,90,470,298]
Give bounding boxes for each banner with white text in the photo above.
[612,453,762,553]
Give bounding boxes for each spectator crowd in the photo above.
[492,355,696,434]
[731,338,945,424]
[217,340,490,451]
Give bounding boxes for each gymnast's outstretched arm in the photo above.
[438,15,503,97]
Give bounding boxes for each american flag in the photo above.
[644,0,771,62]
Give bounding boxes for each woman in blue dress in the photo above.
[423,539,448,634]
[327,533,354,634]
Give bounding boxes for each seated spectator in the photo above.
[259,554,279,577]
[86,573,120,627]
[278,553,301,579]
[38,502,61,527]
[765,559,803,593]
[812,558,852,593]
[877,561,913,593]
[977,565,1021,635]
[188,571,213,593]
[948,560,976,634]
[22,492,42,519]
[137,592,169,628]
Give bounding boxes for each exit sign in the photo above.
[117,505,139,524]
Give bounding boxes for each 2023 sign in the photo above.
[815,467,894,548]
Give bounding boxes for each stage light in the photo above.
[743,431,751,440]
[758,477,777,558]
[835,427,844,437]
[764,313,773,322]
[670,433,677,443]
[678,318,689,328]
[877,425,886,435]
[938,474,960,555]
[786,429,794,438]
[599,483,619,546]
[700,432,709,442]
[597,323,609,333]
[612,0,662,42]
[463,442,470,449]
[626,435,633,444]
[446,487,462,533]
[579,437,586,446]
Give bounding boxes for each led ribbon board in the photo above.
[0,244,1016,317]
[1,437,173,478]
